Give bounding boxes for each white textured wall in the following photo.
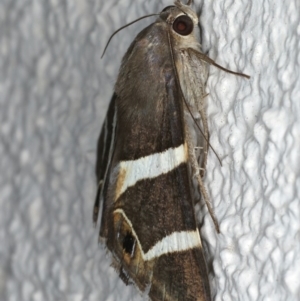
[1,0,299,301]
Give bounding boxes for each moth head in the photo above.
[159,1,200,49]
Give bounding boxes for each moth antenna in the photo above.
[101,14,159,58]
[188,48,250,79]
[167,31,222,167]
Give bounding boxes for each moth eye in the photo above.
[173,15,193,36]
[122,232,135,255]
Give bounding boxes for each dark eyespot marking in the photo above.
[123,232,135,255]
[173,15,194,36]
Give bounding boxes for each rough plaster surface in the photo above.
[1,0,299,301]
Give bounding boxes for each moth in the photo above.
[93,1,249,300]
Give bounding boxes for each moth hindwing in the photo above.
[94,1,249,300]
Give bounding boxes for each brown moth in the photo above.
[93,1,249,300]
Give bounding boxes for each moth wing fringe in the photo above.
[109,252,153,300]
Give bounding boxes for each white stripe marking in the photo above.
[144,230,202,261]
[114,209,201,261]
[115,143,188,200]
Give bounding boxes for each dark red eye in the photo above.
[173,15,193,36]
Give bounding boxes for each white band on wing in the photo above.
[114,208,202,261]
[115,143,188,201]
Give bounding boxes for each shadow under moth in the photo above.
[93,1,249,300]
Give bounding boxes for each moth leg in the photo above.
[199,93,210,166]
[186,132,220,233]
[194,92,209,175]
[194,146,207,178]
[196,170,220,233]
